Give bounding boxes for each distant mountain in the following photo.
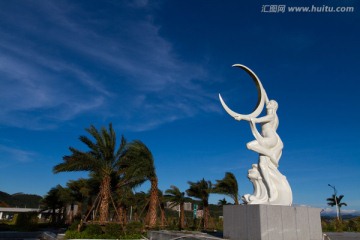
[0,191,43,208]
[321,210,360,220]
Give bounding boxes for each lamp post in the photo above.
[328,184,339,221]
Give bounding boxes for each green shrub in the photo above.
[125,221,144,235]
[346,219,359,232]
[68,220,81,231]
[65,229,103,239]
[14,212,38,231]
[104,223,123,237]
[322,220,333,231]
[83,224,103,235]
[9,214,18,225]
[321,218,360,232]
[121,232,144,239]
[66,220,84,233]
[65,230,83,239]
[65,222,145,239]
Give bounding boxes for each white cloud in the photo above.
[0,51,108,129]
[0,145,36,163]
[0,1,219,131]
[321,207,360,216]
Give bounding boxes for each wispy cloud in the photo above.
[0,144,36,163]
[0,49,107,129]
[0,1,218,131]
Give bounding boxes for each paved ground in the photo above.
[324,232,360,240]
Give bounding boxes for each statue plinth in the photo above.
[223,205,323,240]
[220,65,318,239]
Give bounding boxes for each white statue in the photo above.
[219,64,292,206]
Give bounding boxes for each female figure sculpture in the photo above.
[219,64,292,206]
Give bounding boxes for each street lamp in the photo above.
[328,184,339,221]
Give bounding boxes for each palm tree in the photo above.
[218,198,229,206]
[186,178,212,229]
[41,185,71,224]
[114,185,135,225]
[53,123,127,223]
[122,140,158,228]
[131,191,148,222]
[213,172,239,204]
[327,194,348,221]
[66,178,91,221]
[165,185,192,229]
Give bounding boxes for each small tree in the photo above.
[53,124,128,223]
[165,185,192,229]
[186,178,212,230]
[217,198,228,206]
[66,178,91,221]
[213,172,239,204]
[41,185,71,224]
[327,194,347,221]
[121,140,159,228]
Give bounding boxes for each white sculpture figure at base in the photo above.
[219,64,292,206]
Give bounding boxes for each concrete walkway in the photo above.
[0,231,57,240]
[324,232,360,240]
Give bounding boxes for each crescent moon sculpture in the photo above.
[219,64,269,121]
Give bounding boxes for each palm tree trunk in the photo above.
[203,202,209,230]
[180,203,185,229]
[123,208,127,225]
[51,207,56,223]
[147,177,159,228]
[68,204,74,224]
[134,212,139,222]
[99,175,111,223]
[160,204,166,227]
[234,195,239,205]
[339,207,342,222]
[76,202,83,219]
[118,206,124,224]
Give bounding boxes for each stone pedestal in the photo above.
[223,205,322,240]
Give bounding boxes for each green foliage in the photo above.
[68,220,81,231]
[14,212,38,231]
[65,230,92,239]
[65,222,144,239]
[65,225,104,239]
[41,185,71,224]
[322,217,360,232]
[83,224,103,235]
[121,140,157,196]
[187,178,212,203]
[348,218,360,231]
[125,221,144,235]
[9,214,18,225]
[208,204,223,218]
[104,223,123,237]
[120,233,144,239]
[213,172,239,205]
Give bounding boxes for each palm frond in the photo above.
[213,172,239,204]
[186,178,212,202]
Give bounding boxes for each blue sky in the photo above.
[0,0,359,214]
